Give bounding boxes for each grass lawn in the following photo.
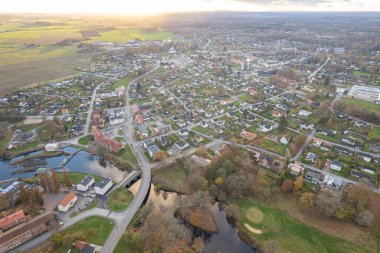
[257,139,287,156]
[114,231,143,253]
[116,144,138,166]
[236,199,371,253]
[53,216,114,253]
[111,76,131,90]
[152,164,190,194]
[78,135,92,145]
[106,187,134,212]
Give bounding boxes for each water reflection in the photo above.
[128,180,258,253]
[0,148,126,182]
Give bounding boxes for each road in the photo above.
[84,83,103,135]
[99,62,160,253]
[307,57,330,81]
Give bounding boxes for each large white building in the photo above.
[347,85,380,103]
[76,175,95,192]
[94,178,113,195]
[58,192,77,212]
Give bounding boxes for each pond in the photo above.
[0,147,126,182]
[129,180,259,253]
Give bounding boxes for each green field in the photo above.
[52,216,114,253]
[152,164,191,194]
[78,135,92,145]
[116,144,139,166]
[341,98,380,114]
[111,76,132,90]
[89,28,173,42]
[257,139,287,156]
[236,199,371,253]
[106,187,134,212]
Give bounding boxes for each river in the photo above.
[129,180,259,253]
[0,147,126,182]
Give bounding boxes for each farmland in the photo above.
[0,16,173,92]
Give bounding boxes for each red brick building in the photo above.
[0,210,31,233]
[92,126,122,153]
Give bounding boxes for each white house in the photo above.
[76,176,95,192]
[258,122,274,133]
[45,143,59,152]
[298,110,312,117]
[279,136,290,145]
[330,160,343,171]
[58,192,77,212]
[94,178,113,195]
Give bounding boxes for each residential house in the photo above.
[139,125,149,139]
[256,153,275,168]
[317,128,336,137]
[58,192,77,212]
[351,169,376,183]
[76,176,95,192]
[356,152,372,163]
[305,170,324,184]
[306,152,319,163]
[323,175,342,190]
[330,160,343,171]
[279,136,290,145]
[298,110,312,117]
[240,130,257,141]
[191,155,211,167]
[288,163,303,176]
[174,141,190,151]
[272,110,282,118]
[146,144,161,160]
[258,122,274,133]
[94,178,113,195]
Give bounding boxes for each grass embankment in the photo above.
[23,172,102,185]
[116,144,138,166]
[236,199,371,253]
[52,216,114,253]
[106,187,133,212]
[152,164,191,194]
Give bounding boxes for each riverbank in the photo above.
[10,150,69,166]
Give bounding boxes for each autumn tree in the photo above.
[63,170,72,188]
[294,176,304,191]
[344,184,370,213]
[355,210,374,227]
[19,183,29,202]
[51,171,61,193]
[281,180,294,193]
[299,192,315,209]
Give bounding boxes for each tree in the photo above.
[294,176,304,191]
[299,192,315,209]
[355,210,374,227]
[344,184,369,213]
[278,116,288,132]
[63,171,72,188]
[281,180,294,193]
[19,183,29,202]
[51,170,61,193]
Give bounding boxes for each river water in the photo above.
[129,180,259,253]
[0,147,126,182]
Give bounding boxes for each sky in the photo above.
[0,0,379,15]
